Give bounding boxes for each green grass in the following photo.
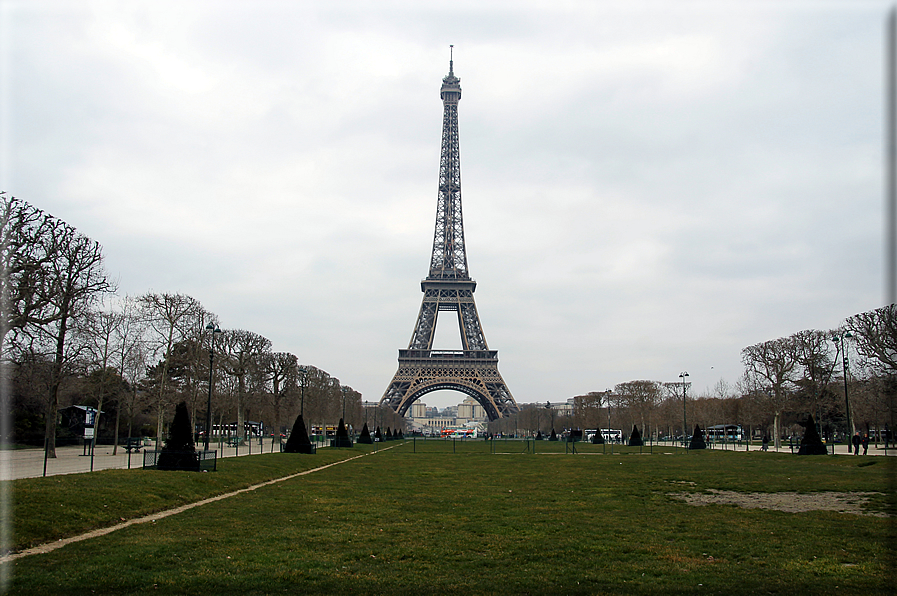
[7,447,361,551]
[5,441,895,595]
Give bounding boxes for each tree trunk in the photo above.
[156,405,164,450]
[773,410,781,450]
[112,401,121,455]
[236,376,245,440]
[44,309,69,459]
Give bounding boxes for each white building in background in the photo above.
[405,397,488,435]
[456,397,486,422]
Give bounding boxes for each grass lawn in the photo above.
[4,441,895,595]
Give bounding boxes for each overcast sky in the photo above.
[1,1,891,410]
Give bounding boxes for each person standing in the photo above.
[852,432,861,455]
[861,433,869,455]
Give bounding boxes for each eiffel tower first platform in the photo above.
[379,52,519,421]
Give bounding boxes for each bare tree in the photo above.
[614,380,661,439]
[573,392,604,432]
[0,193,62,355]
[742,336,798,449]
[180,309,219,432]
[846,304,897,375]
[82,304,126,454]
[790,329,840,437]
[265,352,299,449]
[661,381,691,440]
[36,223,114,457]
[219,329,271,441]
[138,293,203,443]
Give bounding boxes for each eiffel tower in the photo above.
[380,52,519,421]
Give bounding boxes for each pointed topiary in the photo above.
[357,422,373,444]
[284,413,315,454]
[386,427,393,440]
[689,425,706,450]
[798,415,828,455]
[375,426,383,441]
[157,402,199,470]
[331,418,353,448]
[548,428,558,441]
[629,425,643,447]
[591,430,604,444]
[535,430,543,440]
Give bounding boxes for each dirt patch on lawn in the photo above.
[669,489,887,517]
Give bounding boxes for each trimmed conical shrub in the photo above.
[284,413,315,454]
[386,427,393,440]
[357,422,373,444]
[535,430,543,440]
[331,418,353,448]
[591,430,604,444]
[798,415,828,455]
[689,425,706,450]
[157,402,199,471]
[375,426,383,441]
[629,425,643,447]
[548,428,558,441]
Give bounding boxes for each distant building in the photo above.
[456,397,486,421]
[404,396,487,435]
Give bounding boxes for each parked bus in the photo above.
[584,429,623,443]
[311,426,339,437]
[440,428,476,438]
[208,421,264,438]
[705,424,744,441]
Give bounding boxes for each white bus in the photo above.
[705,424,744,441]
[585,429,623,443]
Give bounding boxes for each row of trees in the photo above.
[489,305,895,446]
[1,193,371,455]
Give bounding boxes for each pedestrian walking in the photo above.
[852,432,861,455]
[861,433,869,456]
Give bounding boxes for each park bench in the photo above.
[123,438,142,453]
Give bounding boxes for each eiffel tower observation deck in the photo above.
[380,51,519,421]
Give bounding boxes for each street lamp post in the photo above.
[832,332,855,439]
[204,323,222,452]
[298,366,307,416]
[679,372,690,448]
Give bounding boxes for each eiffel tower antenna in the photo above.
[380,56,518,421]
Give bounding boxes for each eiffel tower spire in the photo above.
[430,49,467,280]
[380,52,518,421]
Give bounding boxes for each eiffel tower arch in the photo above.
[380,51,519,422]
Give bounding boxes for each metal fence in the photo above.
[2,435,333,481]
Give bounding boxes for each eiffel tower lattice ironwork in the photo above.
[380,53,519,421]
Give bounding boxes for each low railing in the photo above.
[143,449,217,472]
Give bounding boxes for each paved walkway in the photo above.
[0,438,325,481]
[1,439,891,481]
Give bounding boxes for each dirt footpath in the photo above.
[669,489,887,516]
